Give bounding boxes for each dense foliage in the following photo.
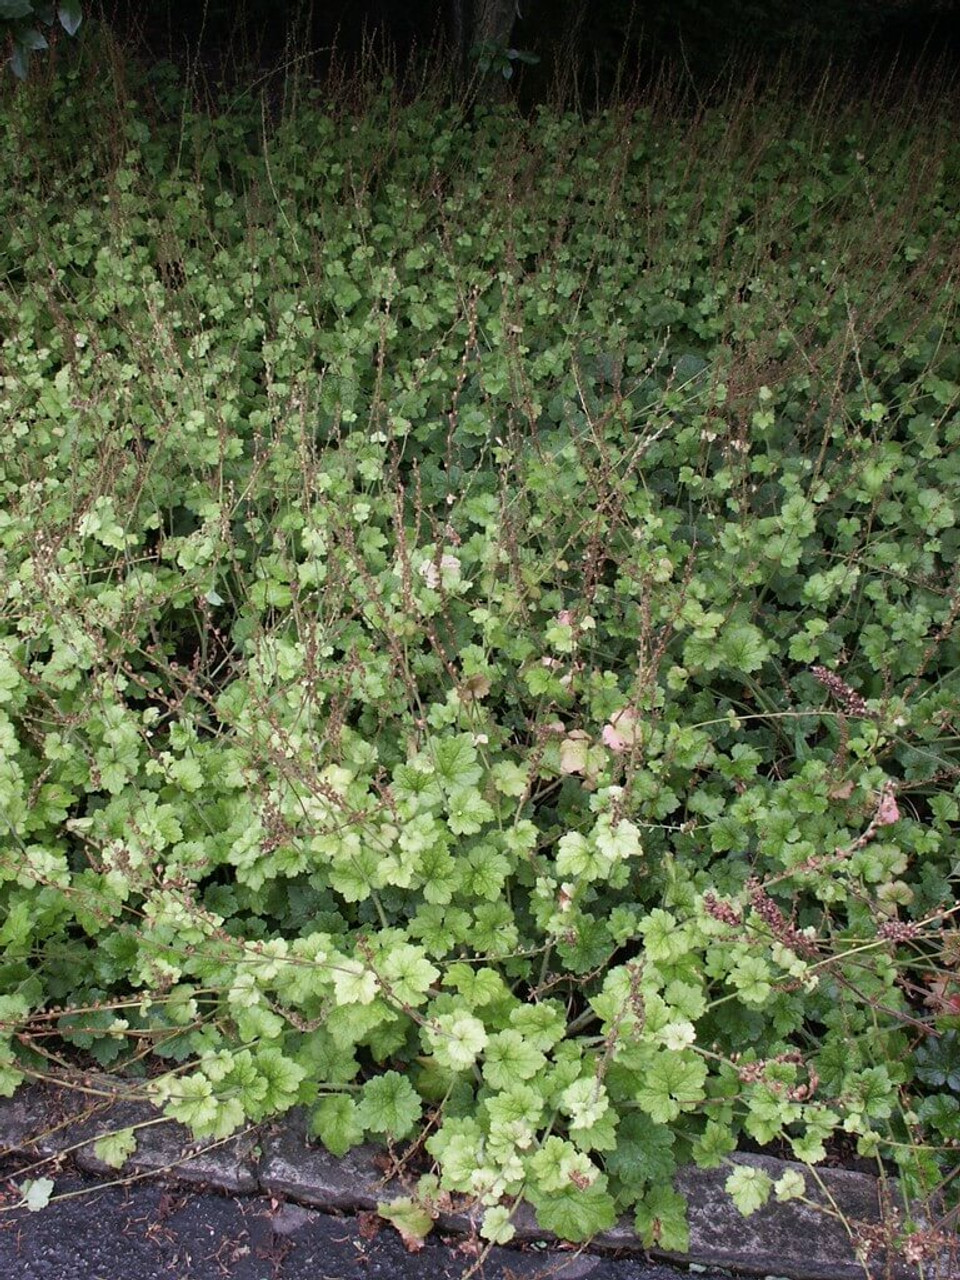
[0,0,81,79]
[0,50,958,1261]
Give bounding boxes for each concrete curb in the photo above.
[0,1079,953,1280]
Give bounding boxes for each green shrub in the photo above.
[0,56,958,1257]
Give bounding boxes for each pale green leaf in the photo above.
[482,1030,546,1089]
[378,1196,435,1249]
[92,1127,137,1169]
[379,944,439,1007]
[560,1077,609,1130]
[774,1169,806,1202]
[480,1204,516,1244]
[309,1095,364,1156]
[634,1051,707,1123]
[20,1177,55,1212]
[332,959,378,1006]
[529,1175,616,1242]
[634,1184,689,1251]
[725,1164,773,1216]
[357,1071,422,1139]
[425,1012,488,1071]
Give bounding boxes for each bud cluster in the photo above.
[876,919,921,943]
[747,879,818,957]
[703,891,742,927]
[811,665,870,718]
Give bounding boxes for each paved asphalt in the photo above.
[0,1166,738,1280]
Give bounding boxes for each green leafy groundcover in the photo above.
[0,58,959,1254]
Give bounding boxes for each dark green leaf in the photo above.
[0,0,34,20]
[8,41,30,77]
[17,26,47,49]
[57,0,81,34]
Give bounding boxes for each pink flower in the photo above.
[876,791,900,826]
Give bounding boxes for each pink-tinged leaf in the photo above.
[556,610,575,626]
[602,708,642,753]
[560,731,591,775]
[461,673,491,702]
[876,791,899,825]
[378,1198,433,1252]
[602,724,628,753]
